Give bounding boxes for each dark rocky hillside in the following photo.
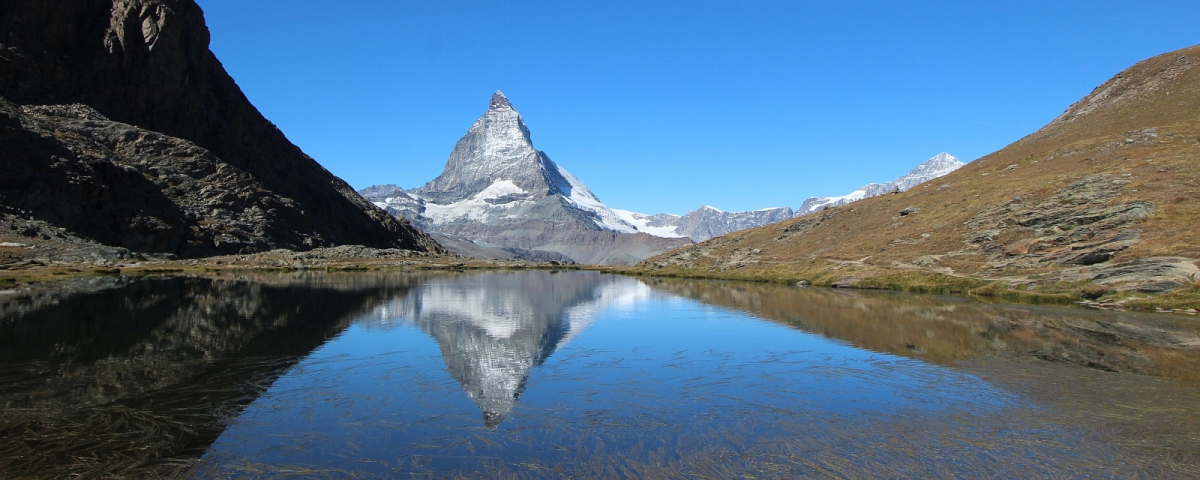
[0,0,441,257]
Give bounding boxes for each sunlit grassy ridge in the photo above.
[631,44,1200,312]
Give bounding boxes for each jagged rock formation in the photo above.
[361,92,690,265]
[796,153,965,216]
[0,0,440,257]
[640,44,1200,295]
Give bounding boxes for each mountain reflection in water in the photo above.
[358,272,652,427]
[1,271,1199,477]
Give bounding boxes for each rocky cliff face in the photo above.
[796,153,965,216]
[361,92,690,265]
[0,0,441,256]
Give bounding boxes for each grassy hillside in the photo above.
[631,44,1200,311]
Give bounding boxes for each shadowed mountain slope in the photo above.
[0,0,441,256]
[642,44,1200,297]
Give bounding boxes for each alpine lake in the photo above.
[2,270,1200,478]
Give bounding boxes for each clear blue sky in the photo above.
[196,0,1199,215]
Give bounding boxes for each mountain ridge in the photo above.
[796,153,965,216]
[0,0,441,256]
[362,92,690,265]
[609,153,962,242]
[636,43,1200,305]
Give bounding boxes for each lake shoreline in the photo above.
[4,247,1199,317]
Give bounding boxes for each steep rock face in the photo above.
[2,101,318,255]
[796,153,965,216]
[410,92,634,231]
[0,0,440,256]
[362,92,691,265]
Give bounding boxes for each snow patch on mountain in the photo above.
[551,164,638,233]
[422,180,531,224]
[612,205,794,242]
[796,153,965,216]
[612,209,685,238]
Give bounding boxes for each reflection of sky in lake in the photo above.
[205,272,1029,475]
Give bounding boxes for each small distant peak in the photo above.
[929,152,962,164]
[490,91,512,110]
[700,205,724,213]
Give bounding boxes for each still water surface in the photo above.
[2,271,1199,477]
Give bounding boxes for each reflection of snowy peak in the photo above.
[360,92,691,265]
[796,153,964,216]
[358,272,659,427]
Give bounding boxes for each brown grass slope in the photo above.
[637,44,1200,309]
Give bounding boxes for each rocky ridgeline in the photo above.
[671,206,795,242]
[610,153,964,243]
[796,153,966,216]
[0,0,441,258]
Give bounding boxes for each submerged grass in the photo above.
[1125,278,1200,311]
[856,271,987,295]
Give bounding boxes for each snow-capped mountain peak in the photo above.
[796,153,965,216]
[397,92,636,232]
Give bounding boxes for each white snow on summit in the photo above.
[796,153,965,216]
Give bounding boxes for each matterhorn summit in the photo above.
[361,92,691,265]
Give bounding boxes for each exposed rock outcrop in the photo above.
[0,0,441,257]
[965,175,1155,268]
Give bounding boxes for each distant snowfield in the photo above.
[794,153,964,216]
[797,188,869,214]
[611,209,685,238]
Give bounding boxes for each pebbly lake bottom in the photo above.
[1,271,1199,477]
